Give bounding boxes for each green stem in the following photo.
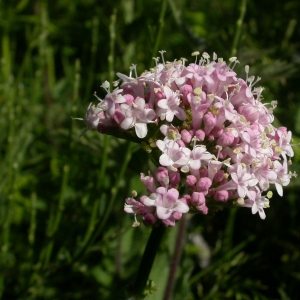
[108,8,117,84]
[222,207,237,253]
[70,59,81,150]
[84,16,99,102]
[41,165,69,267]
[98,135,109,186]
[230,0,247,57]
[130,224,166,299]
[28,192,37,259]
[151,0,168,62]
[72,141,133,262]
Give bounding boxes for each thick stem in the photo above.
[131,224,166,299]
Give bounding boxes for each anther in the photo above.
[101,80,110,93]
[191,51,200,64]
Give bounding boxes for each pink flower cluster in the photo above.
[82,51,296,227]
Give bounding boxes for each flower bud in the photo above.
[186,175,197,187]
[196,203,208,215]
[196,177,212,194]
[156,167,169,186]
[179,84,193,105]
[217,131,235,146]
[140,173,156,193]
[169,170,181,187]
[195,129,205,141]
[143,213,157,226]
[191,192,205,206]
[214,190,229,202]
[181,129,192,144]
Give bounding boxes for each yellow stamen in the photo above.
[266,191,273,199]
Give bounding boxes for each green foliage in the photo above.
[1,0,300,299]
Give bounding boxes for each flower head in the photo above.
[79,51,296,227]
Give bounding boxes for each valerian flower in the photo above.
[79,51,297,227]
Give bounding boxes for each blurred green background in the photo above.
[1,0,300,299]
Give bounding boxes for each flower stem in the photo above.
[131,224,166,299]
[163,216,187,300]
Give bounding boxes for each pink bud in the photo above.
[140,173,156,193]
[169,170,180,187]
[213,170,225,183]
[195,129,205,141]
[156,167,169,186]
[181,129,192,144]
[143,213,157,226]
[217,131,235,146]
[196,203,208,215]
[173,212,182,220]
[203,112,217,135]
[186,175,197,187]
[211,126,223,138]
[191,192,205,206]
[179,84,193,105]
[214,190,229,202]
[196,177,212,194]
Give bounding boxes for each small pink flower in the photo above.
[156,86,187,122]
[143,187,189,220]
[156,140,191,169]
[189,146,213,172]
[120,97,156,138]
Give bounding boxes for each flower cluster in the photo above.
[81,51,296,227]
